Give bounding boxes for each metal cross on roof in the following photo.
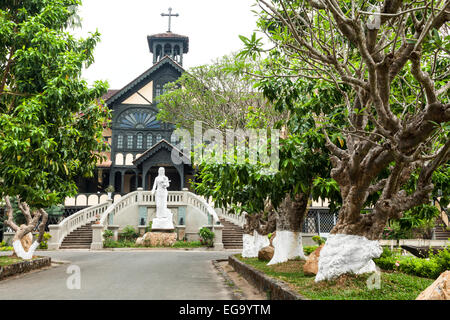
[161,7,179,32]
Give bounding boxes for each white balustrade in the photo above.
[49,202,109,249]
[99,190,220,229]
[53,190,222,249]
[218,210,246,227]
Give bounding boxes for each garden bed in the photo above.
[0,256,51,280]
[234,254,435,300]
[103,239,206,249]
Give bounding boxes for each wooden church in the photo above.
[72,10,194,204]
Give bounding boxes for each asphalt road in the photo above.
[0,249,239,300]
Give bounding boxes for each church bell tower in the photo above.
[147,7,189,65]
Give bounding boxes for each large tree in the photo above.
[158,54,339,264]
[241,0,450,280]
[0,0,110,259]
[157,53,280,131]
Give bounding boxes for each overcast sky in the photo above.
[74,0,261,89]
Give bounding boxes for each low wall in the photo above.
[228,255,308,300]
[379,239,450,247]
[0,256,51,280]
[2,232,40,246]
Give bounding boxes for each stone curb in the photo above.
[228,255,309,300]
[212,259,245,300]
[0,256,52,281]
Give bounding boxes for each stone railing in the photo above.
[48,201,110,250]
[100,190,220,229]
[50,189,222,250]
[184,192,220,225]
[217,209,246,227]
[99,191,140,227]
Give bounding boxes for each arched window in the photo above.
[155,84,162,98]
[117,134,123,149]
[155,44,162,61]
[127,135,133,149]
[164,43,172,56]
[137,133,143,149]
[156,134,162,142]
[173,45,180,62]
[146,134,153,148]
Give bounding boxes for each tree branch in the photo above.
[3,196,19,232]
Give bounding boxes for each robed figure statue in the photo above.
[151,167,174,229]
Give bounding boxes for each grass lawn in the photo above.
[0,255,39,267]
[236,255,434,300]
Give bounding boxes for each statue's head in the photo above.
[158,167,165,176]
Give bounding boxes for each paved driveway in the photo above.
[0,249,238,300]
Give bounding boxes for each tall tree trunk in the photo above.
[268,192,309,265]
[242,201,276,258]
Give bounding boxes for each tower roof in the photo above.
[147,32,189,53]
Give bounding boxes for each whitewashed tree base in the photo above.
[315,234,383,282]
[242,231,270,258]
[13,240,39,260]
[268,230,305,265]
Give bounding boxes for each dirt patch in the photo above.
[218,261,267,300]
[271,260,305,273]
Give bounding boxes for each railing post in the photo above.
[213,224,224,250]
[90,224,104,250]
[48,225,61,250]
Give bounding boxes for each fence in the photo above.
[302,208,338,235]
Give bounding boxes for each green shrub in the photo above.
[38,232,52,249]
[374,247,450,279]
[103,230,114,241]
[172,241,203,248]
[145,221,153,233]
[103,239,137,248]
[303,245,319,256]
[312,235,326,245]
[198,227,215,247]
[119,225,138,241]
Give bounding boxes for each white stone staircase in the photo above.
[48,189,224,250]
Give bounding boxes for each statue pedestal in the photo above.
[152,217,174,230]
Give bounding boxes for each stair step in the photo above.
[220,218,244,251]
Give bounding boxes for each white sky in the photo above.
[74,0,261,89]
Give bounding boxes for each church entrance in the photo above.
[146,166,181,191]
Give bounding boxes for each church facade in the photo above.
[68,30,194,207]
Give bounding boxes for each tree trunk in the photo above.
[268,192,309,265]
[3,196,47,260]
[315,192,384,281]
[242,201,277,258]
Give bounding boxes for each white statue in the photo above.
[151,167,174,230]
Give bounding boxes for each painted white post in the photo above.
[47,225,61,250]
[213,224,224,250]
[90,224,104,250]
